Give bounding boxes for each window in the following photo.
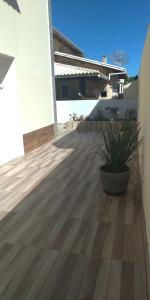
[101,90,107,97]
[62,85,69,98]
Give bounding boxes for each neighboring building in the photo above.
[53,28,127,100]
[55,63,108,100]
[0,0,56,165]
[53,28,84,57]
[139,25,150,262]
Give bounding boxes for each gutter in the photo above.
[100,71,126,93]
[109,71,126,80]
[99,70,127,95]
[108,71,126,97]
[55,52,126,72]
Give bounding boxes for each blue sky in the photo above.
[51,0,150,76]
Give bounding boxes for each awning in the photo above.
[54,63,108,80]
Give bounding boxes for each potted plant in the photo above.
[99,122,142,195]
[69,112,77,121]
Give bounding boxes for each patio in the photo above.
[0,130,148,300]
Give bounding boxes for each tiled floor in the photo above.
[0,131,148,299]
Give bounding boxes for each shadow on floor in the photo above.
[0,130,148,300]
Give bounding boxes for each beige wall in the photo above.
[53,32,83,57]
[99,83,113,100]
[139,25,150,258]
[86,78,105,98]
[54,54,123,77]
[53,37,81,57]
[0,0,55,135]
[124,80,138,99]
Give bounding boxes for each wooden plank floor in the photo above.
[0,130,148,300]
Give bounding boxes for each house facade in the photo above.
[53,28,84,58]
[0,0,56,165]
[53,28,127,100]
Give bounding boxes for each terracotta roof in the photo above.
[54,63,108,80]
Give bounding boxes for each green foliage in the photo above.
[69,112,77,121]
[99,122,142,173]
[124,75,138,85]
[69,112,84,121]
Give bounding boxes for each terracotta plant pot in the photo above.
[100,165,130,196]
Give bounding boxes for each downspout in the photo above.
[108,71,126,98]
[99,71,126,99]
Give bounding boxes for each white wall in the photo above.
[0,0,55,134]
[0,58,24,165]
[15,0,55,134]
[91,99,137,119]
[0,0,55,164]
[57,100,99,123]
[57,99,137,123]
